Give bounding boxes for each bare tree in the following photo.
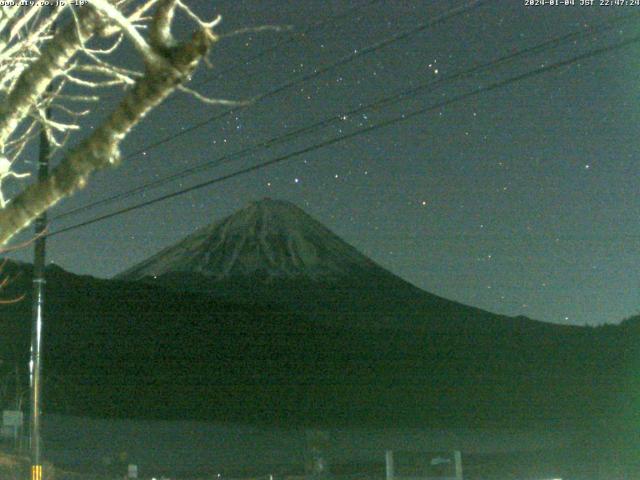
[0,0,226,246]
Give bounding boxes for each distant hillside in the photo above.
[1,259,630,430]
[0,199,636,432]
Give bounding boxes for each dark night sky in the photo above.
[7,0,640,326]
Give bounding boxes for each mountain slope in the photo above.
[116,198,557,333]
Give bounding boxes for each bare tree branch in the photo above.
[0,6,103,151]
[0,23,217,245]
[90,0,166,67]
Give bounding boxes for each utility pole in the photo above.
[28,9,58,478]
[28,81,51,480]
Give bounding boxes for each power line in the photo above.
[52,10,640,222]
[107,1,490,167]
[47,34,640,238]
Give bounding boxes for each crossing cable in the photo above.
[51,9,640,222]
[92,1,491,170]
[47,33,640,238]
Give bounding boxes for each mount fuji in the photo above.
[0,199,634,430]
[118,198,381,281]
[116,198,532,331]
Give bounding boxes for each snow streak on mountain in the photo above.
[117,198,381,281]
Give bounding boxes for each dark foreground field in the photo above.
[2,414,638,479]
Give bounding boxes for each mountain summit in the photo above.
[117,198,380,282]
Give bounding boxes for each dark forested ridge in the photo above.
[0,259,636,435]
[0,199,636,434]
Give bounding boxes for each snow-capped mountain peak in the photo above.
[117,198,379,281]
